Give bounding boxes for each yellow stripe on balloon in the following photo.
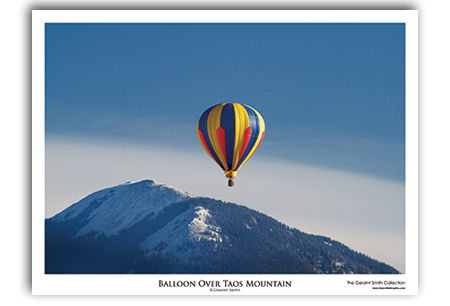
[236,105,265,172]
[206,103,228,170]
[232,103,249,170]
[196,119,220,168]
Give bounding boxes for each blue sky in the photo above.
[45,22,405,272]
[46,23,405,181]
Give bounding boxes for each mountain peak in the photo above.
[122,179,156,185]
[50,179,192,237]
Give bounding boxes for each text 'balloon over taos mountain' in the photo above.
[197,102,265,187]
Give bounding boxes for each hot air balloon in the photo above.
[197,102,265,187]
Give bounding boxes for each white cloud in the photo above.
[45,136,405,273]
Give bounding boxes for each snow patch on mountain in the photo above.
[50,180,193,237]
[139,206,222,261]
[188,206,222,242]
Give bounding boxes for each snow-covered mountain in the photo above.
[45,179,399,274]
[139,205,224,262]
[51,180,192,237]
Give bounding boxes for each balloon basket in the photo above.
[228,179,234,187]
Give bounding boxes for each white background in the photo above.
[2,0,448,305]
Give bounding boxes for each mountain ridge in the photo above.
[45,179,400,274]
[51,179,192,237]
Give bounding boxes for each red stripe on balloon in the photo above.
[198,130,214,158]
[239,126,252,161]
[243,130,265,162]
[217,126,227,165]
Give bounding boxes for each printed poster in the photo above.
[32,10,418,295]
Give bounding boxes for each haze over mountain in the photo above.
[45,180,399,274]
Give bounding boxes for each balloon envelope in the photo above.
[197,102,265,181]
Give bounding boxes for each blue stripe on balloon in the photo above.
[198,105,225,170]
[235,104,260,170]
[220,103,236,170]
